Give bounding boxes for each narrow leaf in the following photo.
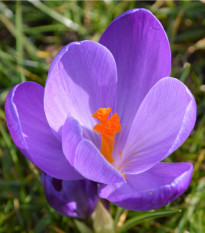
[118,209,181,233]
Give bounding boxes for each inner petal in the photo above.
[93,108,121,163]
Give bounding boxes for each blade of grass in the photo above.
[116,209,128,230]
[28,0,79,31]
[0,123,26,198]
[114,207,123,229]
[0,13,38,60]
[180,63,191,83]
[15,0,25,82]
[0,1,13,18]
[34,214,52,233]
[24,24,66,34]
[118,210,181,233]
[175,179,205,233]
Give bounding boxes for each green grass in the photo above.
[0,0,205,232]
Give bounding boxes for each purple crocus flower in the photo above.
[41,173,98,218]
[5,8,196,213]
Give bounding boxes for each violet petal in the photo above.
[114,78,196,174]
[100,9,171,157]
[44,40,118,141]
[98,162,193,211]
[62,114,125,184]
[5,82,82,180]
[42,173,98,219]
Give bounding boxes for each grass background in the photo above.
[0,0,205,232]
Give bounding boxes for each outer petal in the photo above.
[100,9,171,155]
[5,82,82,180]
[62,115,125,184]
[42,173,98,218]
[98,162,193,211]
[114,78,196,174]
[44,40,118,141]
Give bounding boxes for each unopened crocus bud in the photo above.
[42,173,98,219]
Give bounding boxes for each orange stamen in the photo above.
[93,108,121,163]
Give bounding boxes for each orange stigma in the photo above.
[93,108,121,163]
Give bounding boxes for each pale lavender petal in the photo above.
[113,78,196,174]
[100,9,171,156]
[5,82,82,180]
[99,162,193,211]
[44,40,117,141]
[62,115,125,184]
[42,173,98,218]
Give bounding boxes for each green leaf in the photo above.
[33,214,51,233]
[114,207,123,229]
[92,201,114,233]
[74,220,94,233]
[16,0,25,82]
[180,63,191,83]
[118,209,181,233]
[27,0,79,31]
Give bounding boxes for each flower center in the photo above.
[93,108,121,163]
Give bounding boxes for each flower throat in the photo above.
[93,108,121,163]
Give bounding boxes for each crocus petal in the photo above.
[115,78,196,174]
[62,115,125,184]
[5,82,82,180]
[42,173,98,218]
[99,162,193,211]
[100,9,171,154]
[44,40,118,141]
